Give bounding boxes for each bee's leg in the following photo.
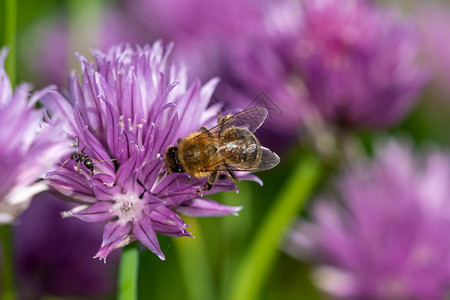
[200,166,219,192]
[224,163,239,182]
[218,114,229,137]
[198,127,213,138]
[217,111,231,122]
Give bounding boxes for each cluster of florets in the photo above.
[42,42,263,260]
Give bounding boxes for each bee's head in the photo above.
[164,146,184,173]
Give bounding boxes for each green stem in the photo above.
[227,153,322,300]
[173,217,216,300]
[1,1,18,298]
[118,242,140,300]
[0,226,15,300]
[2,0,18,86]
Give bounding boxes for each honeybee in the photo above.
[164,106,280,192]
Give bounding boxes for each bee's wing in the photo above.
[237,147,280,172]
[191,107,268,140]
[212,147,280,173]
[221,106,268,133]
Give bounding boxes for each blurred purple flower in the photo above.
[287,141,450,300]
[22,8,145,89]
[294,0,426,128]
[132,0,306,134]
[414,1,450,95]
[0,49,69,224]
[23,0,427,136]
[125,0,427,135]
[23,18,70,88]
[44,42,259,261]
[15,192,117,299]
[210,0,306,135]
[100,9,148,50]
[130,0,427,131]
[128,0,263,80]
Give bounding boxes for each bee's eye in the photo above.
[168,147,177,156]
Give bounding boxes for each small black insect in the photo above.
[60,147,96,176]
[59,138,116,176]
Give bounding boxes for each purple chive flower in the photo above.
[287,141,450,300]
[293,0,426,128]
[0,49,69,224]
[44,42,261,261]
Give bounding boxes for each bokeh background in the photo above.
[2,0,450,299]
